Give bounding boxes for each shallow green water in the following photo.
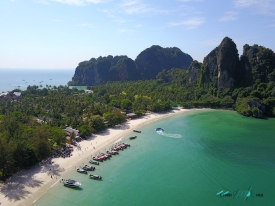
[33,110,275,206]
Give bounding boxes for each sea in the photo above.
[0,69,75,93]
[32,110,275,206]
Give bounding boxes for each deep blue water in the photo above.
[0,69,75,92]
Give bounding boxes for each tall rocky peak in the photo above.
[188,38,275,89]
[69,45,193,86]
[109,57,140,81]
[70,55,129,86]
[241,44,275,83]
[135,45,193,79]
[202,37,239,88]
[188,61,201,84]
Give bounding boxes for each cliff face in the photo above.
[188,61,201,84]
[109,57,140,81]
[69,46,193,86]
[69,55,129,86]
[135,45,193,79]
[200,37,239,88]
[69,37,275,88]
[188,37,275,89]
[241,44,275,83]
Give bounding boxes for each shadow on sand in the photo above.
[0,161,65,202]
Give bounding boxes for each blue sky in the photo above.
[1,0,275,69]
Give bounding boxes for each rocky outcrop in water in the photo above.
[246,100,266,118]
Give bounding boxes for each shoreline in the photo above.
[0,108,206,206]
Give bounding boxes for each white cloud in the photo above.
[52,19,63,22]
[48,0,110,5]
[34,0,50,4]
[118,28,135,33]
[35,0,109,5]
[78,23,95,28]
[100,9,133,23]
[234,0,258,7]
[265,23,275,27]
[219,11,238,22]
[169,17,205,29]
[234,0,275,16]
[177,0,203,2]
[119,0,169,15]
[199,37,224,47]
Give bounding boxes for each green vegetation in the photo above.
[0,85,125,180]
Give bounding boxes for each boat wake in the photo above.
[156,131,182,138]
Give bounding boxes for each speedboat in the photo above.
[133,129,141,133]
[89,174,102,180]
[129,136,137,140]
[63,179,81,188]
[89,160,99,165]
[83,164,95,171]
[156,128,164,131]
[77,167,88,174]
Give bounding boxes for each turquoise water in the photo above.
[33,110,275,206]
[0,69,75,92]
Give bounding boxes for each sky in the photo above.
[1,0,275,69]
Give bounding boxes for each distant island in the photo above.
[68,37,275,118]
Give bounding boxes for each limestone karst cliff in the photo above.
[68,46,193,86]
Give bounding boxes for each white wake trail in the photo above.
[156,131,182,138]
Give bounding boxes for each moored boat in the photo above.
[89,160,99,165]
[100,153,111,159]
[63,179,81,188]
[77,167,88,174]
[129,136,137,140]
[107,150,119,155]
[83,164,95,171]
[93,155,106,161]
[112,146,123,151]
[133,129,141,133]
[118,143,128,148]
[89,174,102,180]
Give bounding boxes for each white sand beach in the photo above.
[0,108,198,206]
